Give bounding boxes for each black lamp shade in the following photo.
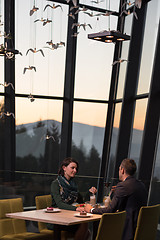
[88,30,130,43]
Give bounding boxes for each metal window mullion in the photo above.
[60,6,78,162]
[113,2,148,179]
[138,19,160,191]
[4,0,15,180]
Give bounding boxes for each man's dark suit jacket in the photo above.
[92,176,147,240]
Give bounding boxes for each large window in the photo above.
[15,0,68,96]
[129,99,148,167]
[148,119,160,205]
[74,12,117,100]
[137,0,160,94]
[107,102,122,184]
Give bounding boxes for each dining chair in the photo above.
[96,211,126,240]
[0,197,52,240]
[35,194,74,240]
[134,204,160,240]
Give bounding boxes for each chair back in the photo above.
[134,204,160,240]
[35,195,52,231]
[0,198,26,237]
[96,211,126,240]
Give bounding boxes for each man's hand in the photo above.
[76,207,85,212]
[84,204,93,213]
[89,186,97,194]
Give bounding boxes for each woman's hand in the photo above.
[89,187,97,194]
[76,207,85,212]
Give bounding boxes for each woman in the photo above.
[50,157,97,240]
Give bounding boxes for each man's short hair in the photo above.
[121,158,137,176]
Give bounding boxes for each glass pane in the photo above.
[0,97,5,170]
[116,14,133,99]
[0,58,4,93]
[107,103,122,184]
[74,12,117,100]
[137,0,160,94]
[129,99,148,168]
[0,171,99,207]
[79,0,120,12]
[0,0,4,93]
[148,120,160,205]
[15,0,68,96]
[15,97,63,173]
[71,102,107,178]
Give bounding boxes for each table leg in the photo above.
[92,220,100,240]
[53,224,61,240]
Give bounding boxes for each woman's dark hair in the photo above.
[58,157,79,176]
[121,158,137,176]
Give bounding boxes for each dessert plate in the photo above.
[44,208,61,213]
[74,213,93,218]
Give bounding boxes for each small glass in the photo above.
[90,194,96,206]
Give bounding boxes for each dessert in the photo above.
[80,212,87,216]
[47,207,54,211]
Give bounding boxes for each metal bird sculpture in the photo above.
[66,0,77,7]
[0,111,15,119]
[0,19,3,26]
[133,8,138,20]
[58,41,65,47]
[68,13,75,19]
[23,66,36,74]
[120,9,131,17]
[121,1,134,10]
[0,82,14,90]
[71,32,79,37]
[40,134,55,141]
[97,11,115,17]
[30,5,39,16]
[75,6,88,14]
[84,12,98,17]
[91,0,103,4]
[44,3,63,11]
[46,40,54,46]
[34,17,46,23]
[28,93,35,102]
[44,43,60,50]
[43,18,52,26]
[26,47,45,57]
[72,23,81,29]
[70,5,79,11]
[112,59,128,66]
[135,0,142,9]
[79,23,92,31]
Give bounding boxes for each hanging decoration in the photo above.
[0,111,15,118]
[43,3,63,11]
[0,41,22,59]
[45,2,64,50]
[30,0,39,16]
[26,47,45,57]
[75,6,88,15]
[0,82,14,90]
[90,0,104,4]
[88,0,131,43]
[28,93,35,102]
[112,59,129,66]
[23,65,36,74]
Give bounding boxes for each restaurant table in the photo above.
[6,209,102,240]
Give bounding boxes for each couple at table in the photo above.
[50,157,147,240]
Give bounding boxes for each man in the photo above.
[84,158,148,240]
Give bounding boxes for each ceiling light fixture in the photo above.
[88,0,130,43]
[88,30,130,43]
